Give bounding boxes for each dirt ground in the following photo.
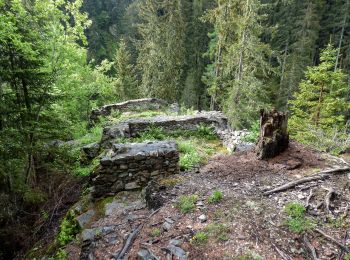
[68,142,350,260]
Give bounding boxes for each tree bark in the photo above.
[256,109,289,159]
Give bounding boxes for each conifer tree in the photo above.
[204,0,274,128]
[137,0,186,102]
[289,45,350,141]
[113,39,139,100]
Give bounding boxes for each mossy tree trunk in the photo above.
[256,109,289,159]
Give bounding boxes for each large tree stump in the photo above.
[256,109,289,159]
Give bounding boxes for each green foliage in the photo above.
[242,121,260,143]
[137,0,187,102]
[289,45,350,153]
[112,38,139,100]
[178,141,203,170]
[23,189,47,205]
[177,195,198,214]
[345,253,350,260]
[192,232,208,245]
[208,190,223,204]
[57,210,80,246]
[284,202,315,233]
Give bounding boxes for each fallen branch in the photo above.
[115,224,143,260]
[314,228,350,253]
[264,167,350,196]
[303,235,318,260]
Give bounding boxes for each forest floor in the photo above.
[66,141,350,260]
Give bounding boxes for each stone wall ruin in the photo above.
[91,141,179,198]
[100,111,228,148]
[89,98,170,125]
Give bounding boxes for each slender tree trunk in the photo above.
[335,10,348,71]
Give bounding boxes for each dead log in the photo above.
[256,109,289,160]
[264,167,350,196]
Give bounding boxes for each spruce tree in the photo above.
[113,39,139,100]
[203,0,274,128]
[137,0,186,102]
[289,45,350,142]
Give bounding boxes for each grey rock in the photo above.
[81,227,102,241]
[169,239,182,246]
[163,221,172,231]
[198,214,207,223]
[137,249,155,260]
[77,209,95,229]
[168,245,187,260]
[81,142,100,160]
[105,201,124,216]
[125,181,141,190]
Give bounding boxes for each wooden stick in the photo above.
[303,235,318,260]
[264,167,350,196]
[314,228,350,253]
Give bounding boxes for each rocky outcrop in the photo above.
[101,111,228,148]
[91,141,179,198]
[89,98,169,125]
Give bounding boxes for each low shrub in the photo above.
[178,195,198,214]
[192,232,208,245]
[208,190,223,204]
[57,210,80,246]
[284,202,315,233]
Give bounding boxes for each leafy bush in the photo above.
[208,190,223,204]
[192,232,208,245]
[177,195,198,213]
[57,210,80,246]
[242,120,260,143]
[137,126,167,141]
[284,202,315,233]
[195,124,218,140]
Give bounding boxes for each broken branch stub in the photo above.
[256,109,289,160]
